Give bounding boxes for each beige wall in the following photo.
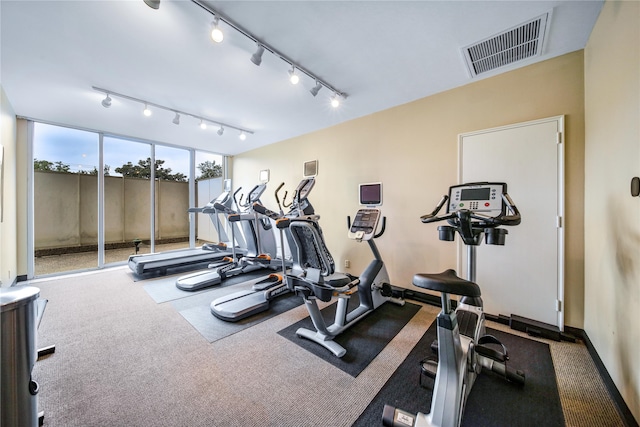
[233,50,585,328]
[584,0,640,420]
[0,85,18,287]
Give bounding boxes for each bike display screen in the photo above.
[460,187,491,201]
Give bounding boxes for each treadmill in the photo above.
[127,180,242,276]
[210,177,316,321]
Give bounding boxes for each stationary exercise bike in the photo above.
[383,182,524,427]
[288,182,405,358]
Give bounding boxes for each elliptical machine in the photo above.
[209,178,316,321]
[175,183,279,291]
[383,182,524,427]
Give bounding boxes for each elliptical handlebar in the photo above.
[232,187,243,208]
[252,202,292,229]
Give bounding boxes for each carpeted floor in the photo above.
[26,266,627,427]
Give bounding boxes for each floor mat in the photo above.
[142,269,268,303]
[278,298,421,377]
[353,321,564,426]
[172,276,304,343]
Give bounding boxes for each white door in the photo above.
[459,116,564,329]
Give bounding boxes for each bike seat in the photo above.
[413,269,481,298]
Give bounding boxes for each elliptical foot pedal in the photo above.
[252,274,282,291]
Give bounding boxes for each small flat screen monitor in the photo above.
[359,182,382,206]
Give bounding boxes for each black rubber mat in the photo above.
[278,298,421,377]
[353,321,564,427]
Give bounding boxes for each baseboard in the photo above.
[569,326,639,427]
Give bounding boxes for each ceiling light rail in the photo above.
[190,0,347,103]
[92,86,254,138]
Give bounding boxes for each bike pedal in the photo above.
[419,358,438,388]
[476,335,508,363]
[430,340,439,355]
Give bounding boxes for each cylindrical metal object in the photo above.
[1,285,41,427]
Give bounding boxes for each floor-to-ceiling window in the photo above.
[154,145,191,252]
[103,136,153,264]
[194,151,225,246]
[32,123,99,275]
[29,121,225,277]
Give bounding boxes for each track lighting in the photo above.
[289,66,299,85]
[331,94,341,108]
[250,44,265,66]
[239,131,246,141]
[101,94,112,108]
[143,0,160,10]
[191,1,346,105]
[210,17,223,43]
[310,81,322,97]
[92,86,254,136]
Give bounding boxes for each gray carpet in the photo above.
[26,267,626,427]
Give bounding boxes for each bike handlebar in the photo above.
[421,193,521,228]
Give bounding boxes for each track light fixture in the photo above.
[101,94,112,108]
[143,0,160,10]
[92,86,254,137]
[310,81,322,97]
[250,44,265,66]
[239,131,247,141]
[289,66,300,85]
[191,1,347,106]
[331,93,341,108]
[210,17,224,43]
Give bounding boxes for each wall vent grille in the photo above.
[463,13,549,77]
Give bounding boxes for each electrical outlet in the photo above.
[344,259,350,268]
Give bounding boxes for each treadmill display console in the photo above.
[448,183,506,216]
[348,208,380,241]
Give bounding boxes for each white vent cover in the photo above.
[462,13,550,77]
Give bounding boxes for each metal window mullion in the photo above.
[97,133,105,268]
[189,149,196,249]
[26,120,35,278]
[150,145,156,253]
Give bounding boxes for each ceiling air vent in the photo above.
[462,13,549,77]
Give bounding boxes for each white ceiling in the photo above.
[1,0,603,156]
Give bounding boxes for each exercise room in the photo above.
[1,1,638,426]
